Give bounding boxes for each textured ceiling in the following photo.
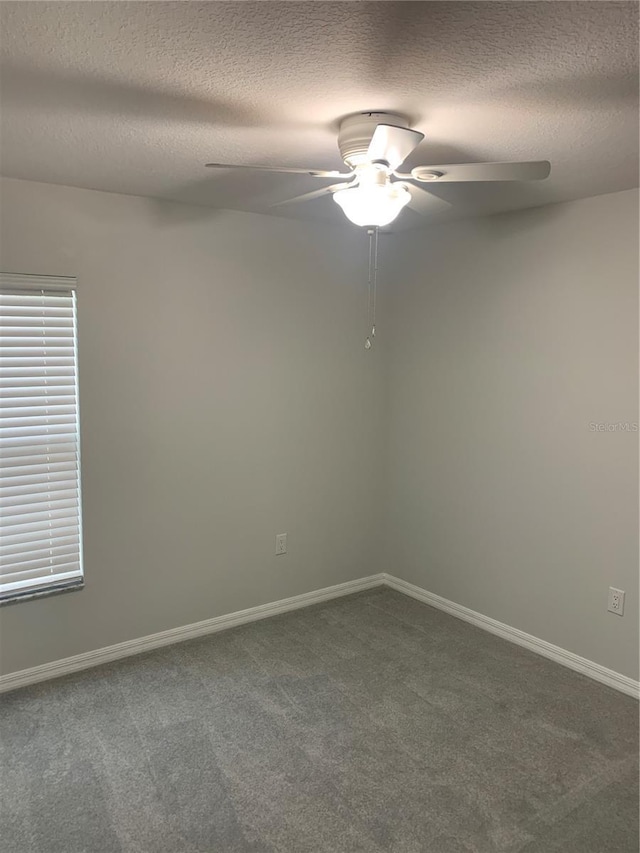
[0,1,638,230]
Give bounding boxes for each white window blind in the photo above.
[0,273,83,601]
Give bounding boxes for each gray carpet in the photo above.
[1,587,638,853]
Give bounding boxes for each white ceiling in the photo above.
[1,1,638,230]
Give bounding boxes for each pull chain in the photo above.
[365,227,379,350]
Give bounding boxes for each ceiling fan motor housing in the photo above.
[338,112,409,167]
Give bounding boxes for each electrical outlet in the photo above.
[275,533,287,556]
[608,587,625,616]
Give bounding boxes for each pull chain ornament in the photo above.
[365,227,379,349]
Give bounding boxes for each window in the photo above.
[0,273,83,602]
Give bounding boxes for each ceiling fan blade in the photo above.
[270,182,354,208]
[205,162,354,178]
[367,124,425,170]
[400,161,551,183]
[405,185,453,216]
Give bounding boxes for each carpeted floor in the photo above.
[1,587,638,853]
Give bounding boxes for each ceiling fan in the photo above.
[205,112,551,227]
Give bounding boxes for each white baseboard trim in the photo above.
[0,574,386,694]
[383,573,640,699]
[2,571,637,699]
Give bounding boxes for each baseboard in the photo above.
[3,571,637,699]
[383,573,640,699]
[0,574,386,694]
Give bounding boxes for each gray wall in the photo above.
[0,177,383,674]
[383,189,639,679]
[1,179,637,682]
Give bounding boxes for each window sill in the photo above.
[0,580,84,607]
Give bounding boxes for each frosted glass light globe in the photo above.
[333,183,411,227]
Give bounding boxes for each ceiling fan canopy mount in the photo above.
[337,112,411,168]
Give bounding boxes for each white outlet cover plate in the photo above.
[276,533,287,555]
[607,587,625,616]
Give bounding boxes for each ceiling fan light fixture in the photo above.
[333,182,411,227]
